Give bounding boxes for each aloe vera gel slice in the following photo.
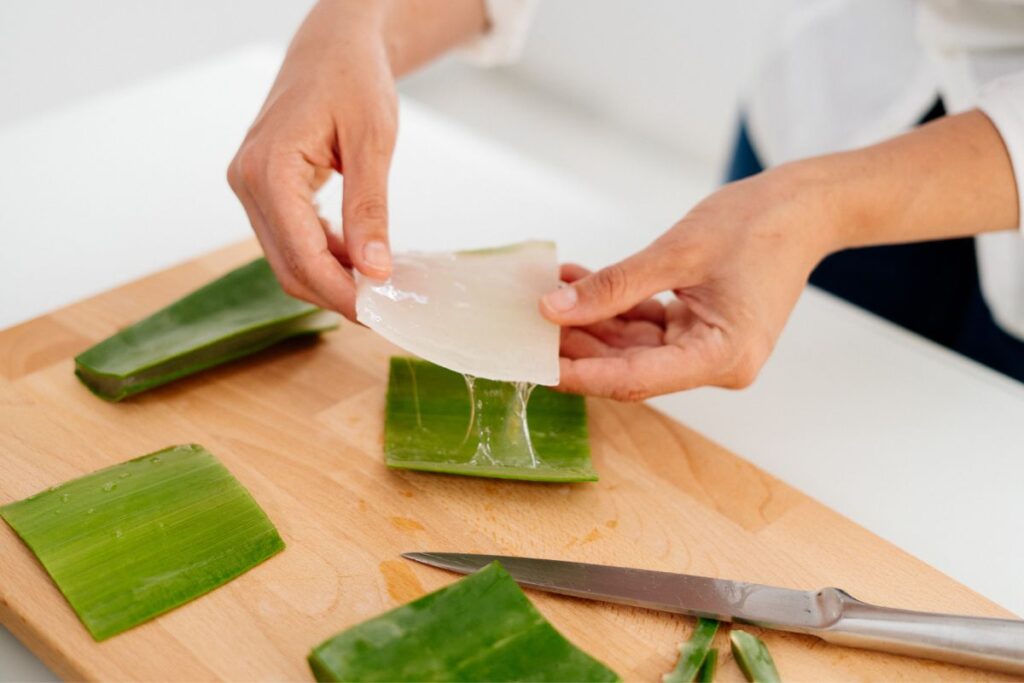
[385,357,596,482]
[0,444,284,640]
[308,561,619,682]
[356,241,560,385]
[75,258,339,401]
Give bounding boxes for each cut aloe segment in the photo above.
[663,618,720,682]
[308,561,619,682]
[697,649,717,683]
[75,258,339,401]
[730,630,782,683]
[0,444,284,641]
[385,357,596,482]
[356,241,560,385]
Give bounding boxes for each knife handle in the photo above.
[815,588,1024,675]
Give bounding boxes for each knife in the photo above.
[403,552,1024,675]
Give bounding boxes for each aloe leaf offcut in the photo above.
[75,258,339,401]
[663,618,720,682]
[385,357,596,482]
[308,561,619,682]
[0,444,284,640]
[730,630,782,683]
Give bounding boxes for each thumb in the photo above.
[342,135,394,280]
[540,243,674,326]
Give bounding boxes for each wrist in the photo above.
[758,158,861,263]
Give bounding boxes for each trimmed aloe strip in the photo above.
[730,630,782,683]
[75,258,339,401]
[385,357,597,482]
[663,618,720,682]
[308,561,619,682]
[0,444,284,640]
[697,649,718,683]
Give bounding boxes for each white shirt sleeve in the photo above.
[977,71,1024,233]
[458,0,537,66]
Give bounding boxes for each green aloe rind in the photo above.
[74,258,338,401]
[663,618,720,682]
[385,357,597,482]
[308,561,620,682]
[0,444,284,640]
[730,630,782,683]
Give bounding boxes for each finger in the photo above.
[254,153,359,319]
[560,328,620,360]
[230,171,332,309]
[581,318,664,348]
[559,263,592,283]
[341,125,395,281]
[556,344,720,401]
[319,216,352,269]
[541,241,678,327]
[622,297,667,325]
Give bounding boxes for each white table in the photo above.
[2,46,1022,680]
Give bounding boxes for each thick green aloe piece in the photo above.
[697,649,718,683]
[0,444,284,640]
[385,357,597,482]
[663,618,720,682]
[75,258,339,401]
[730,630,782,683]
[308,561,619,682]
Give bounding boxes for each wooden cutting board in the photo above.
[0,240,1018,682]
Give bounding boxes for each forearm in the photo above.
[289,0,488,79]
[774,110,1019,256]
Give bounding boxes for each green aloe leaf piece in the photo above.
[75,258,339,401]
[697,649,718,683]
[308,561,619,682]
[0,444,284,641]
[384,357,597,482]
[663,618,720,682]
[730,630,782,683]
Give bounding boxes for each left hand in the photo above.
[539,165,837,400]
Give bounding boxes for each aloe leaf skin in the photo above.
[696,649,717,683]
[0,444,284,640]
[385,357,597,483]
[308,561,619,682]
[74,258,338,401]
[730,630,782,683]
[663,618,720,682]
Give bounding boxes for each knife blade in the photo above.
[402,552,1024,675]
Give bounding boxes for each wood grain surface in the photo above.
[0,241,1018,682]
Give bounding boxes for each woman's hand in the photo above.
[228,0,486,319]
[540,110,1018,400]
[540,167,836,400]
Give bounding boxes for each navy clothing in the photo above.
[725,100,1024,382]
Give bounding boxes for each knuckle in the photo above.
[611,383,650,403]
[279,278,305,300]
[725,351,762,389]
[234,145,266,188]
[347,195,389,226]
[590,264,631,303]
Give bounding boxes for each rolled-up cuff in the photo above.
[459,0,537,67]
[978,72,1024,233]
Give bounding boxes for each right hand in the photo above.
[228,1,398,320]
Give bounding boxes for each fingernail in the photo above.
[543,286,577,313]
[363,240,391,271]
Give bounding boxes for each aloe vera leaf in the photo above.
[730,630,782,683]
[308,561,619,682]
[384,357,597,482]
[696,649,717,683]
[663,618,720,682]
[356,241,560,385]
[74,258,339,401]
[0,444,284,640]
